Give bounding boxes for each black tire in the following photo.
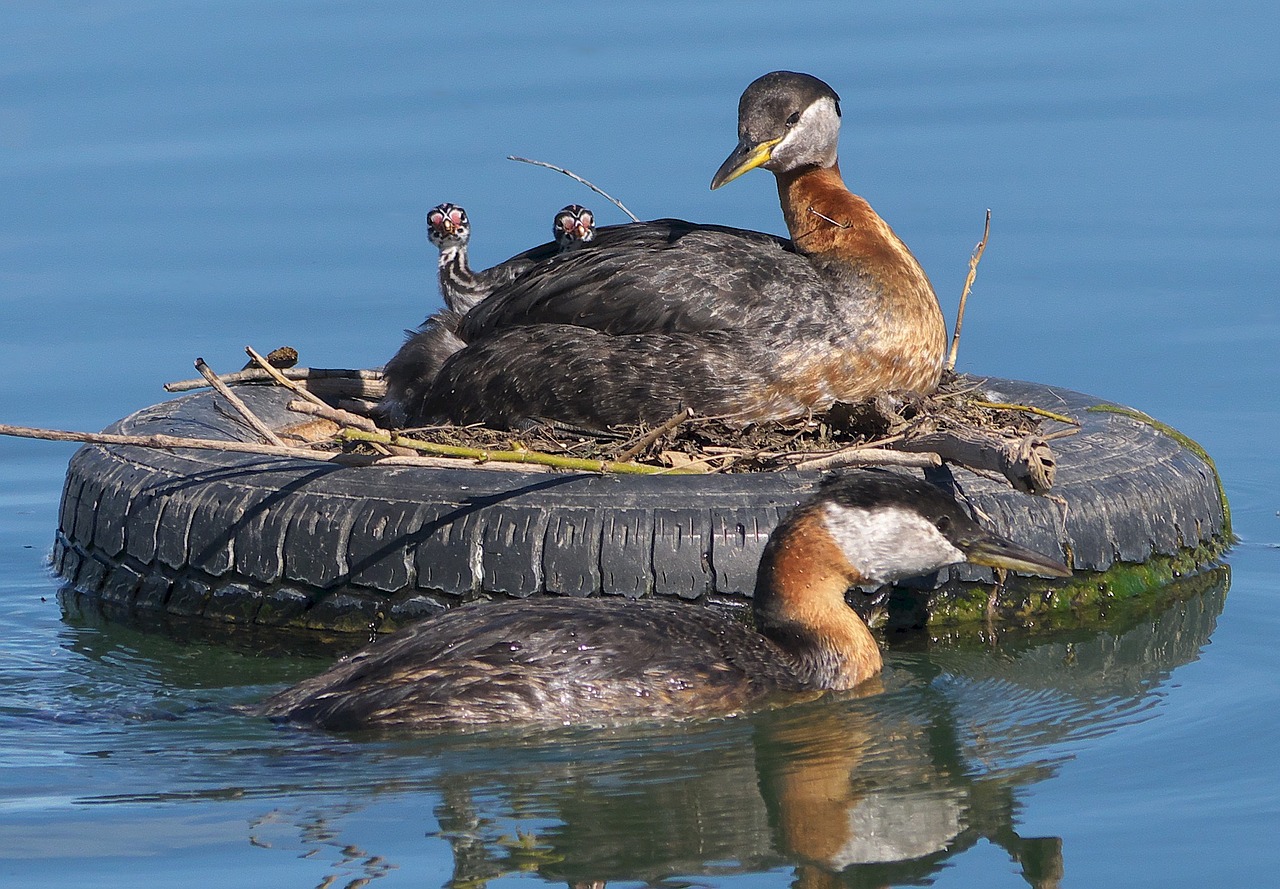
[52,377,1228,636]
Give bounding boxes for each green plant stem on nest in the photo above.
[339,427,705,475]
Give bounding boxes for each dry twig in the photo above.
[946,209,992,372]
[286,398,379,433]
[0,422,331,461]
[164,366,382,393]
[195,357,287,447]
[507,155,640,222]
[789,447,942,472]
[614,408,693,463]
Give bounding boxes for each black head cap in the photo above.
[738,71,841,142]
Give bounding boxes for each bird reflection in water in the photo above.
[403,568,1223,889]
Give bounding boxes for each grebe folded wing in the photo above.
[259,598,794,729]
[460,219,819,338]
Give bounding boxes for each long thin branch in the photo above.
[790,447,942,472]
[164,367,382,393]
[340,428,703,475]
[0,422,559,471]
[0,422,334,460]
[507,155,640,222]
[195,358,287,447]
[946,209,991,371]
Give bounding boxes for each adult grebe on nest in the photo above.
[255,472,1069,731]
[378,71,946,431]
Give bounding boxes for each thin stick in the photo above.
[945,209,991,371]
[337,397,381,415]
[0,422,337,460]
[614,408,693,463]
[164,367,382,393]
[790,448,942,472]
[245,346,328,408]
[340,428,703,475]
[0,421,694,475]
[286,399,380,433]
[507,155,640,223]
[194,358,287,447]
[970,400,1079,426]
[0,422,563,471]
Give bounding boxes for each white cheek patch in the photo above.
[821,503,966,585]
[774,96,841,169]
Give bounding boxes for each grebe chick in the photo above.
[255,472,1069,731]
[552,203,596,250]
[427,203,597,315]
[378,203,600,428]
[378,71,946,431]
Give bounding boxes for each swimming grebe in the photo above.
[255,472,1069,730]
[378,71,946,431]
[428,202,597,316]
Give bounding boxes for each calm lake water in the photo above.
[3,2,1278,886]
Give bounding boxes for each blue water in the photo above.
[3,1,1278,886]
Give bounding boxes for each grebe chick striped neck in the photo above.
[427,203,597,315]
[254,472,1070,730]
[426,203,485,314]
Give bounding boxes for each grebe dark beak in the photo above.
[710,135,782,190]
[961,531,1072,578]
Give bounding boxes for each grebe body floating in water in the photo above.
[379,71,947,431]
[255,472,1069,731]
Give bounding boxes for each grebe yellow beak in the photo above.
[961,531,1073,578]
[710,135,783,190]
